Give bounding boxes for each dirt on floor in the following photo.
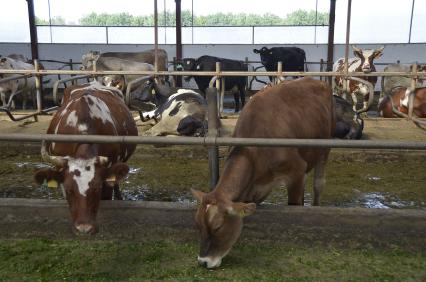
[2,111,426,140]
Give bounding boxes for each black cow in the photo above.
[253,46,306,81]
[181,55,247,112]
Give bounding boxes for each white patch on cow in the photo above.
[400,88,411,107]
[196,64,201,70]
[78,123,88,133]
[197,256,223,269]
[66,110,78,127]
[67,157,96,197]
[142,109,156,120]
[71,81,124,99]
[86,96,115,126]
[167,89,202,101]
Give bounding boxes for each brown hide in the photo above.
[36,83,137,234]
[379,87,426,118]
[192,78,334,268]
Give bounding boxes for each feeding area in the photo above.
[0,0,425,280]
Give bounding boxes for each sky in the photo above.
[0,0,425,43]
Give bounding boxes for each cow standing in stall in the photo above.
[0,56,36,109]
[181,55,247,112]
[33,81,138,234]
[191,78,334,269]
[253,46,306,82]
[333,45,384,112]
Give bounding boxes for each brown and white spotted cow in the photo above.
[191,78,334,269]
[34,81,138,234]
[333,45,384,112]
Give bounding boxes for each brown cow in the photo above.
[33,81,138,234]
[191,78,334,268]
[378,87,426,118]
[333,45,384,112]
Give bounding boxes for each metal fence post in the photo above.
[206,87,220,190]
[34,59,42,113]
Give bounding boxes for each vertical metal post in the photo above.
[408,0,415,43]
[154,0,159,74]
[326,0,336,85]
[206,87,220,189]
[175,0,183,87]
[26,0,39,61]
[277,61,283,83]
[408,63,417,118]
[34,60,42,112]
[106,26,109,44]
[343,0,352,98]
[215,62,221,113]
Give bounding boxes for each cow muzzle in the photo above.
[74,223,97,235]
[197,256,222,269]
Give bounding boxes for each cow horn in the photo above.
[97,156,109,166]
[40,141,67,167]
[352,45,362,53]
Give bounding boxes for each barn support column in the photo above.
[206,87,220,189]
[175,0,183,87]
[26,0,39,61]
[326,0,336,85]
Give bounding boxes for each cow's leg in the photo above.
[0,92,6,107]
[101,184,113,200]
[233,91,240,112]
[113,184,122,200]
[22,88,27,110]
[240,86,246,110]
[313,151,329,206]
[286,157,307,205]
[351,92,358,112]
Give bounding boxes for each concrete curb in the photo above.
[1,198,425,251]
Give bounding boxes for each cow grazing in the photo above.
[136,78,207,136]
[191,78,334,269]
[378,87,426,118]
[181,55,247,112]
[333,45,384,112]
[253,46,306,81]
[333,95,364,139]
[33,81,138,234]
[0,56,36,109]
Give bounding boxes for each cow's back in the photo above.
[48,85,137,162]
[234,78,333,139]
[101,49,168,71]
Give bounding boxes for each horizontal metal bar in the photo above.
[1,133,426,150]
[0,73,32,84]
[1,69,425,78]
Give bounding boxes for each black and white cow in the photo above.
[181,55,247,112]
[136,78,207,136]
[253,46,306,81]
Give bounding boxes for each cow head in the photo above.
[102,75,126,90]
[81,51,100,70]
[0,57,13,70]
[253,47,272,66]
[191,189,256,269]
[34,143,130,234]
[352,45,384,73]
[180,58,197,82]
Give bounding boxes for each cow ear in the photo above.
[373,46,384,59]
[226,202,256,218]
[352,45,362,57]
[34,168,63,185]
[253,49,259,54]
[191,189,206,203]
[106,162,129,184]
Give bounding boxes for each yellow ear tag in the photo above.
[47,179,58,189]
[106,175,116,184]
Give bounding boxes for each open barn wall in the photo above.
[1,43,425,90]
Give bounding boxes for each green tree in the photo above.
[35,16,66,25]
